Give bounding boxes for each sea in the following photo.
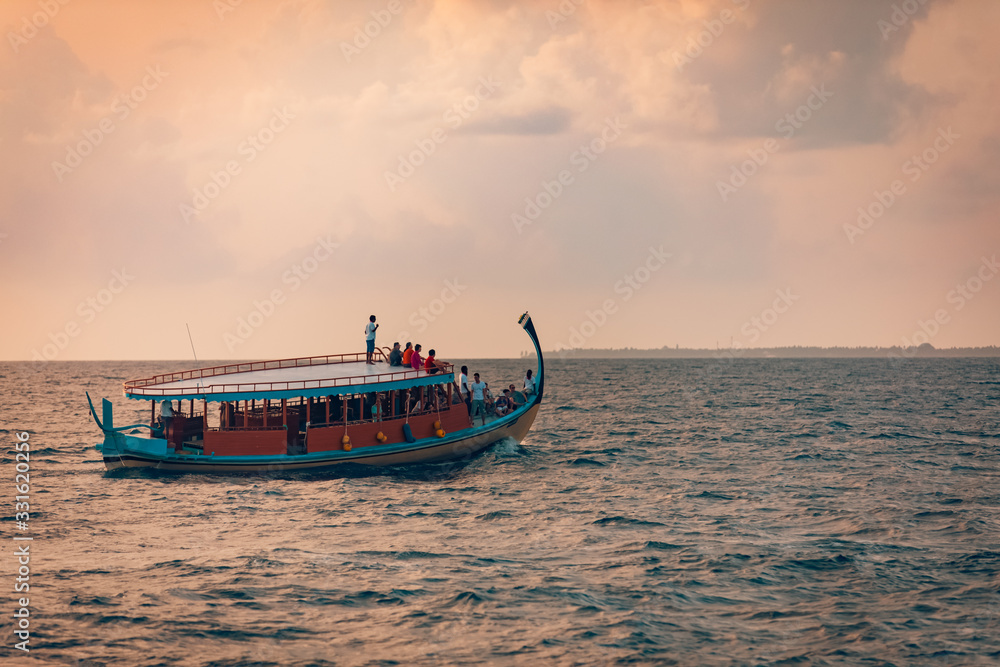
[1,357,999,666]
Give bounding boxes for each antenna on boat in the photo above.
[186,323,199,363]
[186,323,206,396]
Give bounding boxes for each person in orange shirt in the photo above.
[401,342,413,367]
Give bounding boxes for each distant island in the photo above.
[529,344,1000,359]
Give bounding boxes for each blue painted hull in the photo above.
[99,404,540,473]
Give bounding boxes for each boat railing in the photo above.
[124,353,452,397]
[125,362,454,398]
[209,425,287,432]
[125,352,374,388]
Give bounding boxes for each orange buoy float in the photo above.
[376,431,387,443]
[435,429,446,438]
[433,420,441,430]
[342,434,351,451]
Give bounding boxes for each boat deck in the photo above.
[124,353,453,401]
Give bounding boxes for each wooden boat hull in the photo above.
[99,404,540,473]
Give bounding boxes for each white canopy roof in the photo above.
[124,355,453,401]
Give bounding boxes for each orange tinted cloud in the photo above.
[1,0,997,360]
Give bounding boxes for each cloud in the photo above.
[673,0,947,145]
[0,0,997,359]
[460,107,573,135]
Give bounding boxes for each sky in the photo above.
[1,0,998,361]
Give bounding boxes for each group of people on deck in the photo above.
[387,341,447,374]
[366,314,535,425]
[458,366,536,426]
[366,385,450,421]
[367,315,447,374]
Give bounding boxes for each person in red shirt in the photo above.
[410,344,424,371]
[424,348,446,375]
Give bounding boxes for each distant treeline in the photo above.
[529,345,1000,359]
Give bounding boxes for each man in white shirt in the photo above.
[458,365,471,415]
[469,373,488,426]
[365,314,379,364]
[160,400,174,439]
[523,369,535,396]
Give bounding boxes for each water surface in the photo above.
[2,358,999,665]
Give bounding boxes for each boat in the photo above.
[87,313,544,473]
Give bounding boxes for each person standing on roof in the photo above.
[365,315,379,364]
